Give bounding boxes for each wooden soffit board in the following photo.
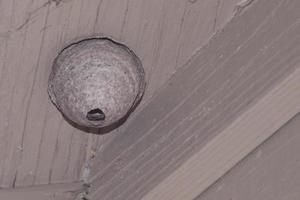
[0,182,81,200]
[0,0,239,189]
[196,113,300,200]
[89,0,300,199]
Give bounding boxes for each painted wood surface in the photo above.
[88,0,300,199]
[197,113,300,200]
[0,0,239,193]
[142,67,300,200]
[0,182,81,200]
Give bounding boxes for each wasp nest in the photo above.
[48,38,145,128]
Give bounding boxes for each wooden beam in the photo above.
[89,0,300,199]
[141,66,300,200]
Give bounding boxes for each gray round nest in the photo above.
[48,38,145,129]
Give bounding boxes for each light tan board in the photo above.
[197,113,300,200]
[88,0,300,199]
[0,0,239,188]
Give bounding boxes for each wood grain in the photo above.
[88,0,300,199]
[142,66,300,200]
[197,113,300,200]
[0,182,81,200]
[0,0,238,190]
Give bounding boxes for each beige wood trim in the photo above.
[142,67,300,200]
